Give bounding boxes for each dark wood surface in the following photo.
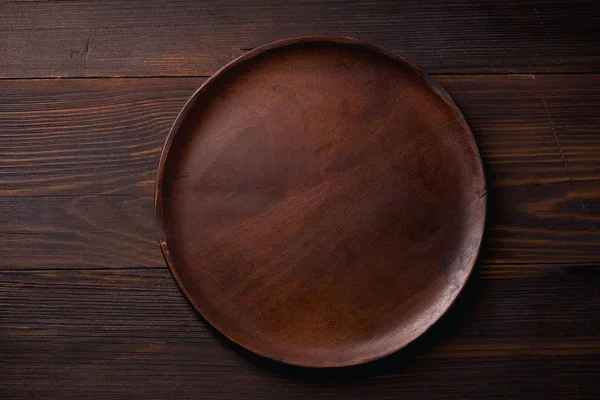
[1,0,599,398]
[1,0,600,77]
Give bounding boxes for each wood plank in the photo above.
[447,74,600,187]
[0,193,160,269]
[485,180,600,265]
[1,75,600,268]
[2,75,600,197]
[1,268,599,399]
[2,179,600,269]
[0,0,598,77]
[0,78,201,196]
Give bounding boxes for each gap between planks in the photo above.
[0,72,600,81]
[1,262,599,273]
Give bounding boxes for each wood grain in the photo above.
[3,75,600,197]
[1,75,599,269]
[450,75,600,187]
[1,268,599,398]
[0,194,161,269]
[1,178,599,269]
[0,78,200,197]
[0,0,598,78]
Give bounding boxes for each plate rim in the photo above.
[154,35,487,368]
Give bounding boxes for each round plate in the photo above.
[156,36,486,367]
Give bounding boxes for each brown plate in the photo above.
[155,36,486,367]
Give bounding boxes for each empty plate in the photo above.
[155,36,486,367]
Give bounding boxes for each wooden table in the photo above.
[1,1,599,398]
